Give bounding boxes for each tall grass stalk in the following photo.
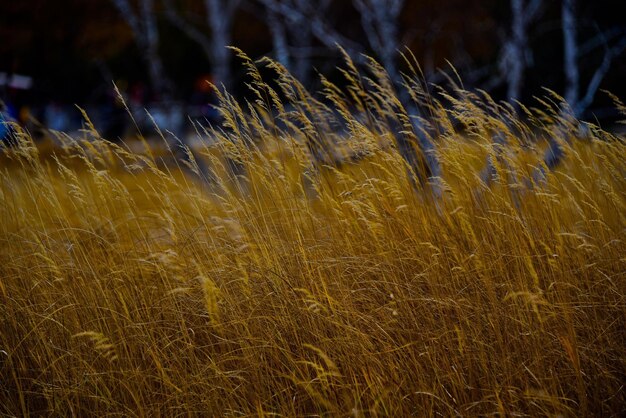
[1,53,625,416]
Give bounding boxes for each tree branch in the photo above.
[575,35,626,116]
[163,0,213,61]
[110,0,143,44]
[258,0,365,61]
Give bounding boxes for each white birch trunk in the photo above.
[562,0,579,107]
[111,0,171,97]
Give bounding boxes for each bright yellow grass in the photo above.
[1,55,625,416]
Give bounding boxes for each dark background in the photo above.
[1,0,625,130]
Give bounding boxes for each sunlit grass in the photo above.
[1,53,625,416]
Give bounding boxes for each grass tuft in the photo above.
[1,53,625,416]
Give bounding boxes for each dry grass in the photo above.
[1,53,625,416]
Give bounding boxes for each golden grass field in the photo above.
[1,55,625,416]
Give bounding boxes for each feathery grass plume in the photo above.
[1,49,625,417]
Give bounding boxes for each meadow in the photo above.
[1,54,625,416]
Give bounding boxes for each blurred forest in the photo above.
[1,0,625,132]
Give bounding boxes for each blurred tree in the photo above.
[499,0,543,103]
[258,0,443,193]
[260,0,316,85]
[258,0,364,61]
[351,0,405,83]
[164,0,242,91]
[110,0,173,98]
[562,0,626,117]
[1,0,625,121]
